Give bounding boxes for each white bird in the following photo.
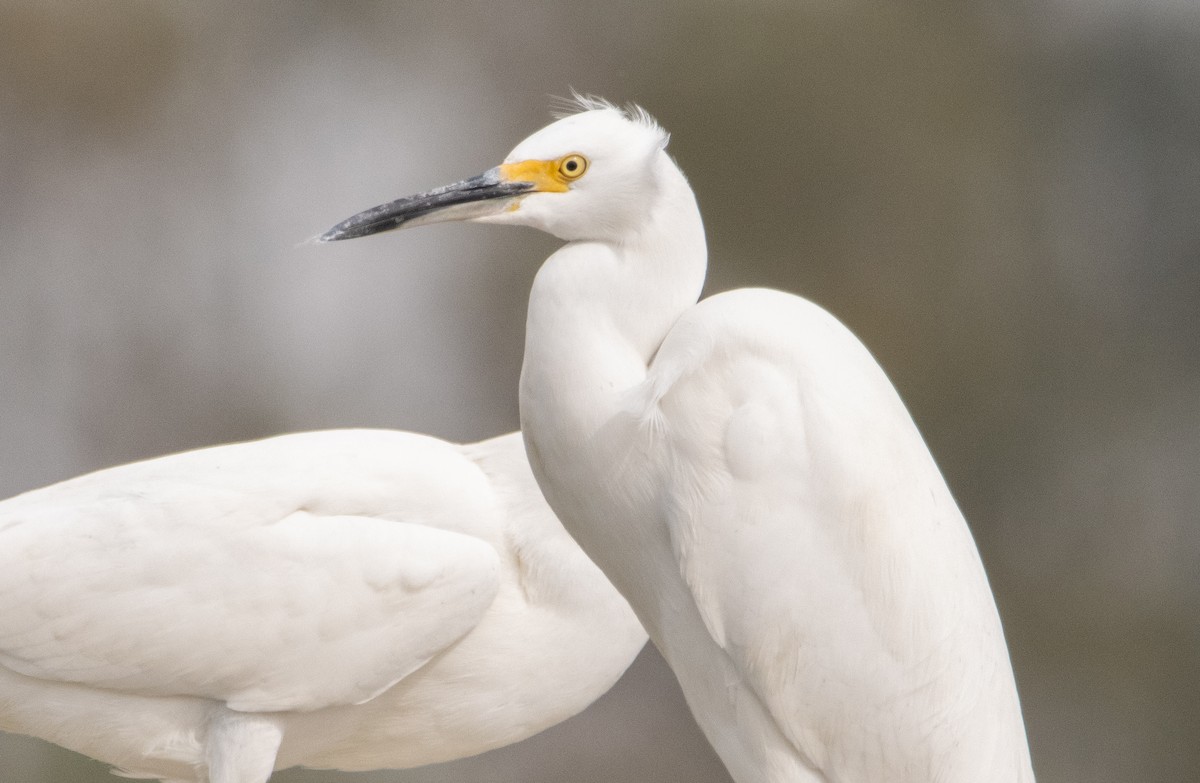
[321,97,1036,783]
[0,429,646,783]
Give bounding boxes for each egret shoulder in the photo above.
[637,288,1023,780]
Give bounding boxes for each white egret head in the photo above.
[320,100,670,244]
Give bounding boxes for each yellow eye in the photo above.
[557,154,588,181]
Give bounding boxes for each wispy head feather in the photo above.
[550,90,670,150]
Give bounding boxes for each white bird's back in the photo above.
[646,289,1031,781]
[0,429,646,782]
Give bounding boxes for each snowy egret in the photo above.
[0,430,646,783]
[322,97,1036,782]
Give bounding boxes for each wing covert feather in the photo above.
[0,430,503,713]
[652,289,1021,778]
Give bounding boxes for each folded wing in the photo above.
[0,431,502,713]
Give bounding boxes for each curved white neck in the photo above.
[517,152,706,602]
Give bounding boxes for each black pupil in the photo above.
[565,160,577,172]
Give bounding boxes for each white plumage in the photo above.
[0,429,646,782]
[322,98,1036,782]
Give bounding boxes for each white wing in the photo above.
[650,289,1031,781]
[0,430,502,713]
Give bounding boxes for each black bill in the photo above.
[319,168,534,242]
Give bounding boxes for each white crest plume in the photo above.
[550,90,670,150]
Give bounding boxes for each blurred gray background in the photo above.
[1,2,1197,781]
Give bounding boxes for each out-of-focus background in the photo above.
[1,2,1197,782]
